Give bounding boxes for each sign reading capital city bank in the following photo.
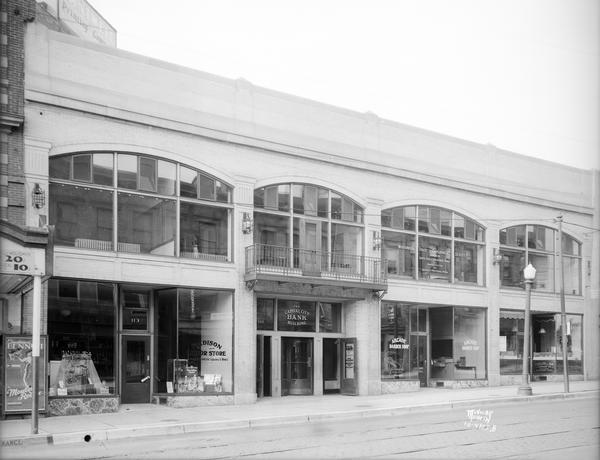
[277,300,316,332]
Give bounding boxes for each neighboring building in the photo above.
[1,1,598,416]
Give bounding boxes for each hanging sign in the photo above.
[1,237,45,276]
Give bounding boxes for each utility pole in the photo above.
[556,215,569,393]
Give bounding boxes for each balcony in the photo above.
[245,244,388,292]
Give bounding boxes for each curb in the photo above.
[2,390,598,448]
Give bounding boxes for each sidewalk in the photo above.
[1,380,597,448]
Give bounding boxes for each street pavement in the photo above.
[0,380,597,452]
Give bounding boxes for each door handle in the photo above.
[141,376,150,383]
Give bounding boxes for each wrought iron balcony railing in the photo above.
[245,243,387,287]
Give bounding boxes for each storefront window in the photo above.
[499,225,581,294]
[47,279,115,396]
[453,308,486,379]
[257,299,275,330]
[429,306,486,380]
[418,236,451,282]
[381,205,485,285]
[180,202,229,260]
[50,184,113,249]
[254,183,364,261]
[454,242,484,283]
[381,303,415,380]
[382,231,414,277]
[117,193,176,255]
[155,289,233,394]
[49,153,232,260]
[319,303,341,333]
[499,310,524,374]
[532,313,583,375]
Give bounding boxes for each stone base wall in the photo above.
[155,394,235,408]
[531,374,584,382]
[48,397,119,416]
[381,380,420,394]
[500,374,584,385]
[429,380,489,389]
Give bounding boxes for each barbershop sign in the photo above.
[389,337,410,350]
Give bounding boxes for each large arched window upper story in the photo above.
[49,152,233,261]
[253,183,365,270]
[381,205,486,285]
[499,225,582,295]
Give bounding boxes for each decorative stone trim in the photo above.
[381,380,420,394]
[47,396,119,416]
[154,394,234,408]
[429,380,489,389]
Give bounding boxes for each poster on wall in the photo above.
[3,335,47,414]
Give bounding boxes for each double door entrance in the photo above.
[258,336,358,397]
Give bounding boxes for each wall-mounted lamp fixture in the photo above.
[538,327,546,334]
[492,248,503,265]
[372,231,382,251]
[32,183,45,209]
[242,212,253,234]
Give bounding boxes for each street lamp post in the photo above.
[518,263,536,396]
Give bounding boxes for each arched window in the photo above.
[499,225,581,294]
[253,183,364,270]
[381,205,485,285]
[49,152,232,261]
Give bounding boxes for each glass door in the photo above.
[121,335,151,403]
[410,307,429,387]
[281,338,313,395]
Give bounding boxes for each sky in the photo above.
[89,0,599,170]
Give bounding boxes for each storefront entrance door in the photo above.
[282,338,313,395]
[121,335,151,403]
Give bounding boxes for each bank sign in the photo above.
[277,301,316,332]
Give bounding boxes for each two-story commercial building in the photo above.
[1,0,598,416]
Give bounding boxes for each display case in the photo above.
[167,359,204,393]
[49,351,108,396]
[165,359,224,394]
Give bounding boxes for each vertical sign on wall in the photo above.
[3,336,47,414]
[340,338,358,395]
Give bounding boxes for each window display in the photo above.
[499,310,524,374]
[48,279,115,395]
[155,289,233,395]
[50,352,109,396]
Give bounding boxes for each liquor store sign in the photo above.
[1,237,45,276]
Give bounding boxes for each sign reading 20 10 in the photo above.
[5,254,30,273]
